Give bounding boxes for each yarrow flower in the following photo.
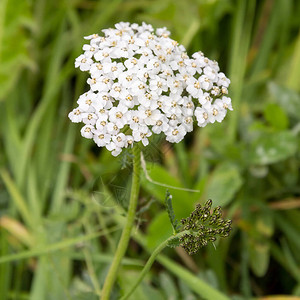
[68,22,232,156]
[179,199,232,255]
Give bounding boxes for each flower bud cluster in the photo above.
[68,22,232,156]
[179,200,232,255]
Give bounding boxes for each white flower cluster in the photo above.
[69,22,232,156]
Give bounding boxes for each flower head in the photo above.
[179,199,232,255]
[69,22,232,156]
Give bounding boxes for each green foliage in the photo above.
[249,131,298,165]
[269,82,300,120]
[141,161,200,217]
[0,0,35,99]
[264,103,289,130]
[248,210,274,277]
[159,272,179,299]
[0,0,300,299]
[146,212,172,249]
[204,163,243,206]
[119,269,165,300]
[164,190,180,233]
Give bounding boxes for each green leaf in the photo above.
[268,82,300,120]
[0,0,35,100]
[178,279,197,300]
[141,284,165,300]
[256,211,274,238]
[204,163,243,206]
[156,255,230,300]
[146,212,172,250]
[165,190,180,233]
[69,277,98,300]
[119,269,165,300]
[159,272,179,300]
[249,211,273,277]
[118,270,149,300]
[249,131,298,165]
[71,293,98,300]
[264,103,289,130]
[249,239,270,277]
[141,162,200,218]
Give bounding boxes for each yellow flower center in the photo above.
[194,81,200,89]
[116,112,123,118]
[172,129,179,136]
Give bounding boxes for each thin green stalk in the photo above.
[0,226,120,264]
[227,0,256,143]
[120,232,188,300]
[83,248,102,297]
[157,255,230,300]
[287,31,300,91]
[0,169,34,229]
[101,146,141,300]
[134,232,231,300]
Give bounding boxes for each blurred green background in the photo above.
[0,0,300,299]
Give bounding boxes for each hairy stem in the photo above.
[101,146,141,300]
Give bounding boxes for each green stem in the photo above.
[120,231,188,300]
[133,232,231,300]
[101,146,141,300]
